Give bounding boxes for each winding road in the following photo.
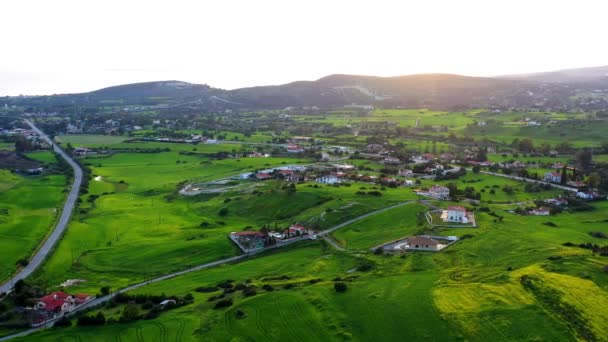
[0,120,83,295]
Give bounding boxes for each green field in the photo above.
[0,169,66,283]
[31,140,426,293]
[4,109,608,341]
[24,151,57,165]
[19,196,608,341]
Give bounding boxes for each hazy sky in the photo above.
[1,0,607,95]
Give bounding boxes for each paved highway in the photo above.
[0,120,83,295]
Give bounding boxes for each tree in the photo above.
[575,148,593,170]
[518,138,534,153]
[587,172,600,189]
[120,302,140,322]
[100,286,111,296]
[218,207,229,217]
[334,282,347,292]
[286,183,296,196]
[14,135,32,153]
[560,166,568,185]
[472,165,481,174]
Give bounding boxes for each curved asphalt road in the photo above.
[0,120,83,295]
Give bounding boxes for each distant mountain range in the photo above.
[5,66,608,111]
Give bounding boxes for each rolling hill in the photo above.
[5,66,608,110]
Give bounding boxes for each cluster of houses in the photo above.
[229,224,315,252]
[0,128,48,148]
[32,291,92,324]
[140,134,217,144]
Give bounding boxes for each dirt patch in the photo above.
[0,151,41,170]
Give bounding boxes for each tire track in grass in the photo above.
[292,301,324,342]
[223,307,256,342]
[135,326,144,342]
[152,322,168,342]
[174,319,184,342]
[274,297,305,342]
[245,303,274,341]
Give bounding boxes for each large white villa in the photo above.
[441,206,468,223]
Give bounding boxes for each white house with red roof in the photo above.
[285,224,309,238]
[255,172,272,180]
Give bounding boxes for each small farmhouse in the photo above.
[529,207,551,216]
[544,171,561,183]
[428,185,450,200]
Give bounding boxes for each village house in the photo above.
[249,151,270,158]
[544,171,562,183]
[577,191,600,200]
[284,224,309,238]
[403,179,415,187]
[529,207,551,216]
[442,206,469,223]
[439,153,454,162]
[400,236,445,251]
[333,163,355,171]
[427,185,450,200]
[382,156,401,165]
[411,156,428,164]
[315,175,340,184]
[73,147,97,156]
[398,169,413,177]
[366,144,384,153]
[545,198,568,206]
[286,143,305,153]
[255,172,272,180]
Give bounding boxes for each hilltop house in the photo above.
[544,171,562,183]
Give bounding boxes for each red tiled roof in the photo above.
[447,206,466,212]
[39,292,69,311]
